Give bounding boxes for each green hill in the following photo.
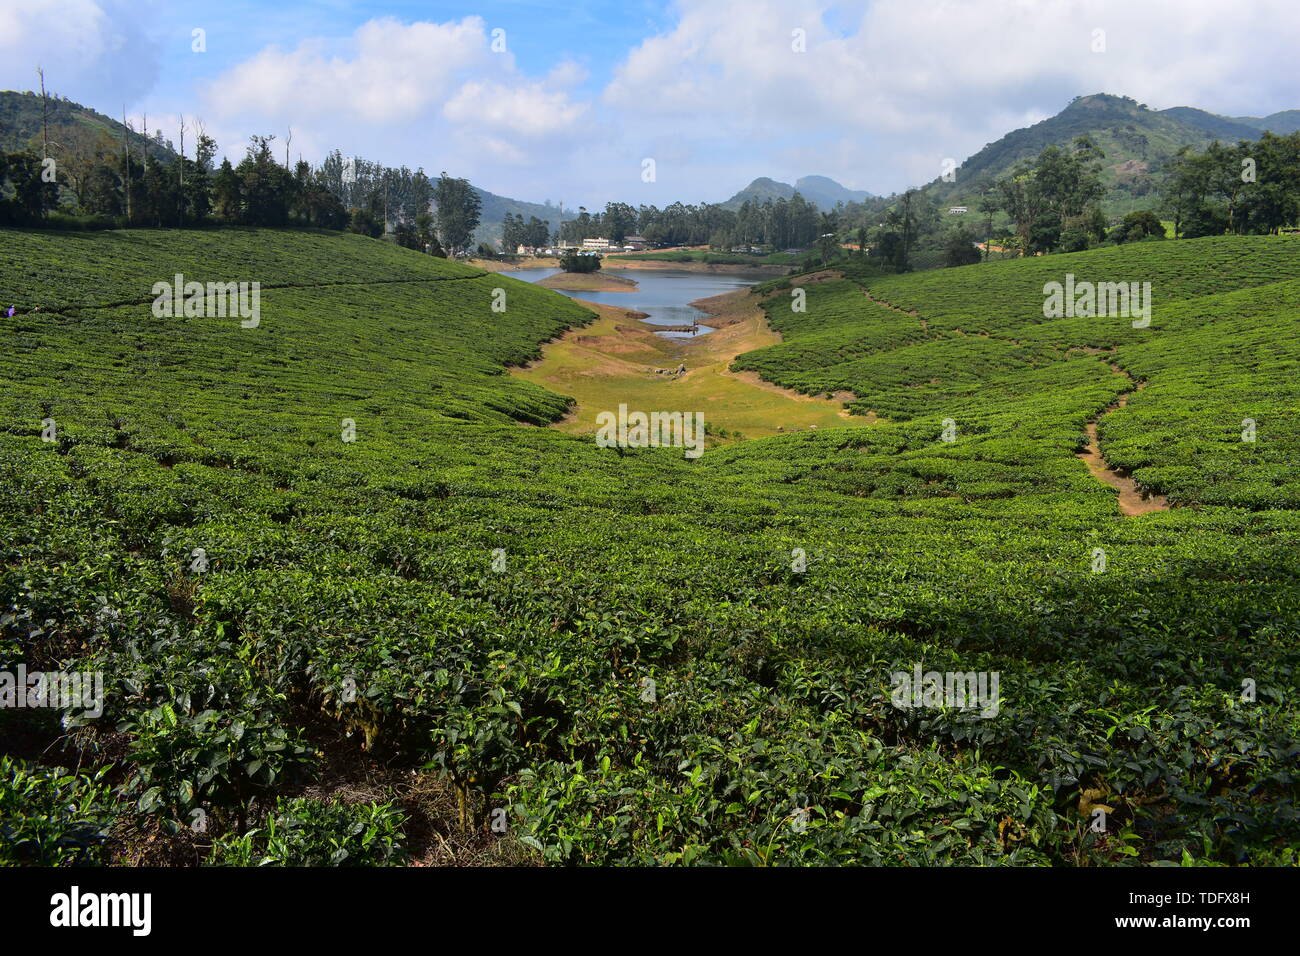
[472,187,569,248]
[0,90,177,163]
[0,90,567,247]
[2,227,1298,866]
[925,93,1297,216]
[1164,105,1300,137]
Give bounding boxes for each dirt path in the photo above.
[855,288,1169,517]
[1076,366,1170,516]
[863,289,928,330]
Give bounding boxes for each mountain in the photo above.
[0,89,177,162]
[722,174,873,210]
[921,93,1299,216]
[1239,110,1300,135]
[793,175,875,209]
[1163,106,1300,137]
[472,188,570,247]
[1157,106,1265,141]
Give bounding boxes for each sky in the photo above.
[2,0,1299,209]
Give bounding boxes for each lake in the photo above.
[496,267,761,337]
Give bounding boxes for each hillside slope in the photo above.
[2,228,1297,867]
[924,93,1296,215]
[0,90,176,162]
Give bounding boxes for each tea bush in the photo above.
[209,796,406,866]
[1,227,1297,865]
[0,756,115,865]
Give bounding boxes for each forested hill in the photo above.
[0,90,177,163]
[923,93,1299,215]
[1161,105,1300,137]
[0,89,565,246]
[472,187,569,247]
[723,174,873,210]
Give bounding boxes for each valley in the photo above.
[3,3,1300,884]
[3,227,1298,869]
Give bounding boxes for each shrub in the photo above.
[559,250,601,273]
[208,796,406,866]
[0,757,115,866]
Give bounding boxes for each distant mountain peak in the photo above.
[723,174,873,210]
[921,91,1298,215]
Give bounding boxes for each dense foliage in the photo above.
[1,228,1297,866]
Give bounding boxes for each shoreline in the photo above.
[604,256,788,277]
[509,287,875,440]
[468,257,560,272]
[538,271,639,293]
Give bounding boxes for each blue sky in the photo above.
[3,1,1299,209]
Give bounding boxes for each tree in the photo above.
[0,152,59,223]
[501,212,524,252]
[1111,210,1164,244]
[237,135,290,226]
[525,216,549,249]
[604,201,637,243]
[80,164,123,217]
[1161,146,1209,238]
[393,221,421,250]
[433,172,481,256]
[348,208,382,238]
[1237,132,1300,234]
[816,210,840,261]
[988,137,1104,253]
[559,250,600,273]
[212,159,241,222]
[943,228,982,267]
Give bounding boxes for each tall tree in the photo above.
[433,172,481,256]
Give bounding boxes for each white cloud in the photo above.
[9,1,1297,210]
[197,15,591,178]
[0,0,162,106]
[443,81,588,139]
[204,17,496,124]
[602,0,1300,195]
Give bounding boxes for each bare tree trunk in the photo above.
[37,67,49,161]
[178,115,186,226]
[121,106,132,223]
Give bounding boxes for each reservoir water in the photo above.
[497,267,761,337]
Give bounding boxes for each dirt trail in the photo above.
[855,288,1169,517]
[863,289,928,330]
[1076,368,1170,516]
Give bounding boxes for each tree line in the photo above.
[0,108,484,256]
[1161,132,1300,238]
[546,193,837,251]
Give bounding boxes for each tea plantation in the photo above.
[1,228,1297,866]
